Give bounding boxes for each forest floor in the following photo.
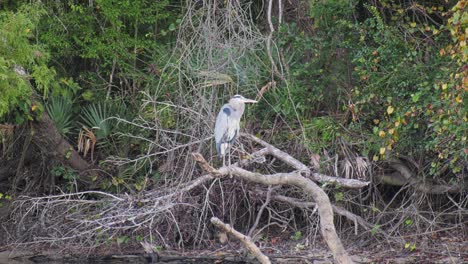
[1,230,467,264]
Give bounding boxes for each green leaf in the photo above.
[46,96,74,137]
[168,23,176,31]
[334,192,344,202]
[116,236,129,244]
[371,225,380,235]
[411,92,421,102]
[291,231,302,241]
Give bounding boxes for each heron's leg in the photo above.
[222,154,226,167]
[228,146,233,178]
[228,147,231,167]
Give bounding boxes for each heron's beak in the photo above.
[242,98,257,103]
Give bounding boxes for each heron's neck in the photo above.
[231,101,245,116]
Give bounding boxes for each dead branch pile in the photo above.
[8,134,369,263]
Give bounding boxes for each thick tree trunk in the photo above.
[33,111,94,176]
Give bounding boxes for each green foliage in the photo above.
[51,165,78,181]
[80,103,114,140]
[275,13,354,119]
[45,96,74,137]
[0,4,56,123]
[309,0,352,28]
[405,218,413,226]
[290,231,303,241]
[334,191,344,202]
[273,0,465,183]
[116,235,130,245]
[269,1,358,149]
[350,1,466,177]
[38,0,175,101]
[0,193,12,208]
[304,117,341,153]
[404,242,417,252]
[371,224,380,236]
[51,165,79,191]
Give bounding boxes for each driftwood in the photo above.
[192,134,357,264]
[211,217,271,264]
[243,133,370,189]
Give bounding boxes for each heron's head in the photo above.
[229,94,257,105]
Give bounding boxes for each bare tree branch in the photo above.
[192,153,354,264]
[211,217,271,264]
[242,133,370,189]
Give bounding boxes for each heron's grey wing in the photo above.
[214,105,236,154]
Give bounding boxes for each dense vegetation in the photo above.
[0,0,466,260]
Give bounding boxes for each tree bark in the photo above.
[33,111,95,177]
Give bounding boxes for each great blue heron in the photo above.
[215,94,257,166]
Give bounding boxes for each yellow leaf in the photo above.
[395,121,400,127]
[31,105,38,111]
[389,128,395,135]
[380,147,386,155]
[442,83,448,90]
[455,96,462,103]
[373,155,379,161]
[373,119,380,125]
[379,131,386,138]
[387,106,394,115]
[410,22,417,27]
